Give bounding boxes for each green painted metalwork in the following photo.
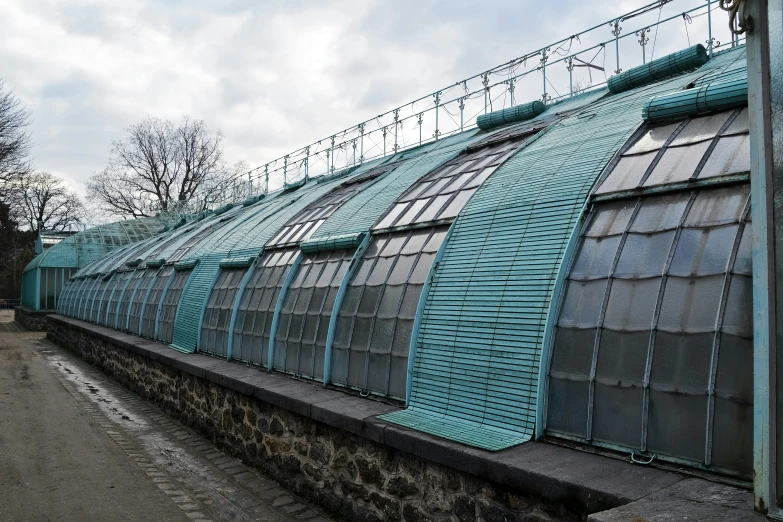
[300,232,366,253]
[476,100,546,131]
[607,45,710,94]
[643,76,748,122]
[381,46,746,451]
[266,253,304,370]
[311,131,482,241]
[219,256,255,269]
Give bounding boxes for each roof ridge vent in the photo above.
[476,100,546,131]
[642,76,747,122]
[608,44,709,94]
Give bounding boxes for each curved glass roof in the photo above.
[43,45,753,479]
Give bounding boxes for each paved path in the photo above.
[0,311,331,522]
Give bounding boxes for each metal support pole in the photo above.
[330,135,335,173]
[541,49,548,102]
[352,139,357,166]
[567,56,574,96]
[382,126,387,156]
[283,155,288,185]
[359,123,365,164]
[248,171,252,196]
[264,164,269,194]
[611,19,622,74]
[304,145,310,182]
[745,0,782,514]
[433,91,441,141]
[393,109,400,154]
[459,98,465,131]
[707,0,714,58]
[508,78,515,107]
[418,113,423,145]
[637,27,650,64]
[482,73,489,114]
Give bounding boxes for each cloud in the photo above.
[0,0,735,196]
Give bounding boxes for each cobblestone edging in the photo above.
[14,306,51,331]
[47,318,579,522]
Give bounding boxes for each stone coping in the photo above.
[15,306,53,315]
[49,314,754,518]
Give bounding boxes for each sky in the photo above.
[0,0,732,201]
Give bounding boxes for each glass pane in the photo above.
[396,199,429,226]
[643,141,711,187]
[400,181,432,202]
[387,255,416,285]
[438,188,477,220]
[630,193,689,233]
[669,225,737,277]
[549,327,597,379]
[423,228,447,252]
[724,108,748,135]
[381,234,407,256]
[614,231,674,279]
[415,194,452,223]
[650,331,713,390]
[367,257,394,285]
[594,152,657,194]
[669,111,732,146]
[722,275,752,338]
[401,230,429,255]
[716,334,753,402]
[398,284,421,318]
[733,223,752,275]
[409,253,435,284]
[546,378,589,438]
[592,383,643,448]
[647,390,707,461]
[586,200,635,237]
[464,167,495,189]
[684,185,749,226]
[357,286,382,315]
[420,177,453,198]
[443,172,475,193]
[697,135,750,180]
[626,122,681,154]
[712,396,752,475]
[558,279,608,328]
[391,318,414,356]
[377,285,405,317]
[603,278,660,331]
[352,258,374,286]
[375,203,409,230]
[657,275,723,333]
[570,236,621,281]
[595,329,649,383]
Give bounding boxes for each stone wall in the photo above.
[47,318,578,522]
[14,306,51,331]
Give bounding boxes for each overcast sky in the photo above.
[1,0,730,199]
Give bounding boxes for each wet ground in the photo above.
[0,311,332,522]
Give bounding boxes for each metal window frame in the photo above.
[226,259,259,361]
[323,233,372,386]
[153,268,180,340]
[267,252,304,370]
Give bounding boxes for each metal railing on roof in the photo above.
[210,0,742,204]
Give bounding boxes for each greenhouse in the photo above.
[29,43,753,480]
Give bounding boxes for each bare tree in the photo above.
[88,117,242,218]
[14,171,84,231]
[0,80,32,196]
